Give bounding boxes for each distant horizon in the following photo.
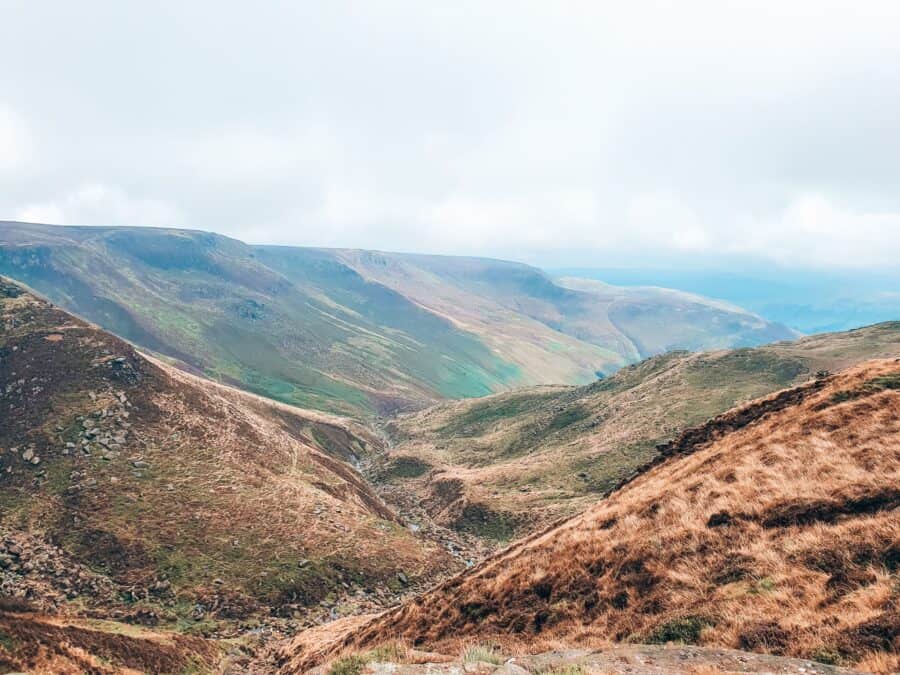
[7,218,900,277]
[4,218,899,335]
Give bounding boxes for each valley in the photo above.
[0,267,897,674]
[0,223,794,418]
[282,358,900,673]
[376,321,900,541]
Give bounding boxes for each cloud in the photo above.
[2,2,900,269]
[735,194,900,268]
[15,184,182,228]
[0,105,32,173]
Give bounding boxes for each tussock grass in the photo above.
[284,359,900,673]
[461,643,505,665]
[379,324,900,544]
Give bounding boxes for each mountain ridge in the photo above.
[0,221,795,417]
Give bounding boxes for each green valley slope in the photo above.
[0,222,794,417]
[377,321,900,541]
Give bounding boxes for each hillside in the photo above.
[281,358,900,673]
[0,222,793,416]
[377,321,900,541]
[0,277,458,651]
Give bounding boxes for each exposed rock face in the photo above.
[309,646,863,675]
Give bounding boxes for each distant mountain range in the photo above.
[0,222,795,417]
[556,266,900,334]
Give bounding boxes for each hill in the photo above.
[376,321,900,541]
[280,358,900,673]
[0,276,458,650]
[556,266,900,335]
[0,222,794,416]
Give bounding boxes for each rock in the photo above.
[397,571,409,585]
[30,456,41,465]
[132,460,150,469]
[22,448,33,461]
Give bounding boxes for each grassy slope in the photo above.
[381,322,900,540]
[283,359,900,673]
[334,249,795,372]
[0,279,457,635]
[0,224,521,417]
[1,222,795,418]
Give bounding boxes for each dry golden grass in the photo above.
[379,324,900,543]
[0,608,220,673]
[281,359,900,672]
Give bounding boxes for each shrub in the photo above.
[646,615,714,644]
[328,654,366,675]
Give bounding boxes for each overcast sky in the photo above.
[2,1,900,269]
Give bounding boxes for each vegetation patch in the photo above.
[327,644,409,674]
[381,456,431,480]
[827,372,900,405]
[328,654,367,675]
[461,643,504,665]
[456,504,517,542]
[439,392,557,438]
[645,615,715,645]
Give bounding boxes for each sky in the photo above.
[2,1,900,270]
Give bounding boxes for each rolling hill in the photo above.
[0,277,459,656]
[281,358,900,673]
[376,321,900,541]
[0,222,794,417]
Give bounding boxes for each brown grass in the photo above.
[0,283,457,629]
[378,325,900,543]
[280,359,900,672]
[0,608,220,673]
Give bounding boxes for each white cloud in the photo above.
[626,192,712,252]
[3,3,900,269]
[15,184,182,228]
[0,105,33,173]
[735,194,900,268]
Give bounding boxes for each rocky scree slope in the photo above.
[0,277,458,640]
